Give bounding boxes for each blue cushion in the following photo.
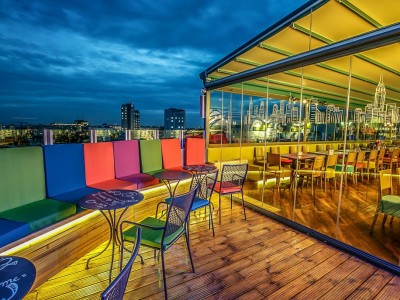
[165,196,209,211]
[0,219,30,247]
[50,187,100,205]
[43,144,88,199]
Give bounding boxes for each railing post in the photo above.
[43,129,54,145]
[90,129,97,143]
[153,129,159,140]
[125,130,131,140]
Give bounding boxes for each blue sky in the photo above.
[0,0,307,127]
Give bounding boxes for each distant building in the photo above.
[164,108,186,130]
[121,102,140,130]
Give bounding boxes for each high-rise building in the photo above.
[121,102,140,130]
[164,108,186,130]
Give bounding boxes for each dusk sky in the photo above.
[0,0,307,127]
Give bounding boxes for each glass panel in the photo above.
[53,128,90,144]
[0,128,44,147]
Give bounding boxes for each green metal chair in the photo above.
[120,188,198,299]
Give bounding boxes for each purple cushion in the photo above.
[120,174,159,188]
[113,140,141,178]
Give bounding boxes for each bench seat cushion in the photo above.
[50,187,100,204]
[119,174,159,189]
[0,219,31,247]
[88,179,137,191]
[0,199,76,232]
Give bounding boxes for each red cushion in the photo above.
[280,158,293,164]
[185,138,205,165]
[214,182,242,194]
[161,139,182,169]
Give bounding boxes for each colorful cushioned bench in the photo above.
[44,144,100,204]
[139,140,164,175]
[83,142,137,190]
[160,138,186,171]
[113,140,159,188]
[0,147,76,244]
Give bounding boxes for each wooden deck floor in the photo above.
[25,197,400,300]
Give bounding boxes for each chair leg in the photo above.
[218,194,222,225]
[382,214,388,227]
[161,250,168,300]
[230,194,233,210]
[209,205,215,236]
[241,191,246,220]
[185,231,195,272]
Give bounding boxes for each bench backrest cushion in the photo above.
[161,139,182,169]
[0,147,46,213]
[44,144,87,197]
[83,142,116,186]
[113,140,141,178]
[139,140,163,174]
[185,138,205,165]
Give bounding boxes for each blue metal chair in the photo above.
[101,227,142,300]
[120,188,197,299]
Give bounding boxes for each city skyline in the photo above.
[0,0,307,127]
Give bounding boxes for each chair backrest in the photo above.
[185,138,205,165]
[253,147,264,163]
[325,154,338,168]
[139,140,163,174]
[379,169,392,195]
[270,146,280,154]
[377,149,386,161]
[161,138,182,169]
[101,227,142,300]
[266,152,281,169]
[113,140,141,178]
[326,145,334,151]
[190,171,218,201]
[391,148,399,159]
[346,152,357,165]
[221,163,248,188]
[302,145,310,153]
[316,145,325,151]
[289,145,299,154]
[44,144,87,197]
[163,188,197,245]
[368,149,378,161]
[313,156,325,171]
[0,147,46,213]
[356,151,366,163]
[83,142,116,186]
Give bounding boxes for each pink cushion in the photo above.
[113,140,141,177]
[214,182,242,194]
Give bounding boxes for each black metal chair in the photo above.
[120,188,198,300]
[213,163,248,225]
[101,227,142,300]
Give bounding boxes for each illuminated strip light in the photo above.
[0,211,100,256]
[0,179,193,255]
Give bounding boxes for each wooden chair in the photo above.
[101,228,142,300]
[297,155,325,202]
[264,153,292,196]
[370,169,400,234]
[302,145,310,153]
[289,145,298,154]
[270,146,280,154]
[324,154,338,192]
[335,152,357,185]
[253,147,266,167]
[354,151,366,184]
[376,148,386,172]
[383,148,399,171]
[316,145,325,152]
[362,149,378,180]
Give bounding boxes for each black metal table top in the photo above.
[153,170,192,181]
[0,256,36,299]
[79,190,144,211]
[183,164,217,173]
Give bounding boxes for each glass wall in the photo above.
[206,42,400,266]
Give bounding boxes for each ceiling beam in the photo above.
[336,0,382,28]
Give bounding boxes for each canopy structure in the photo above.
[200,0,400,109]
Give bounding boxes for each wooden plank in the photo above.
[373,275,400,299]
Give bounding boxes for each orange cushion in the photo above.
[185,138,205,165]
[214,182,242,194]
[161,139,182,169]
[83,142,116,186]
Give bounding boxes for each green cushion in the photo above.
[0,147,46,212]
[335,164,354,173]
[123,217,184,249]
[0,199,76,232]
[381,195,400,218]
[139,140,163,174]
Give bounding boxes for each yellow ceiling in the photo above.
[205,0,400,108]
